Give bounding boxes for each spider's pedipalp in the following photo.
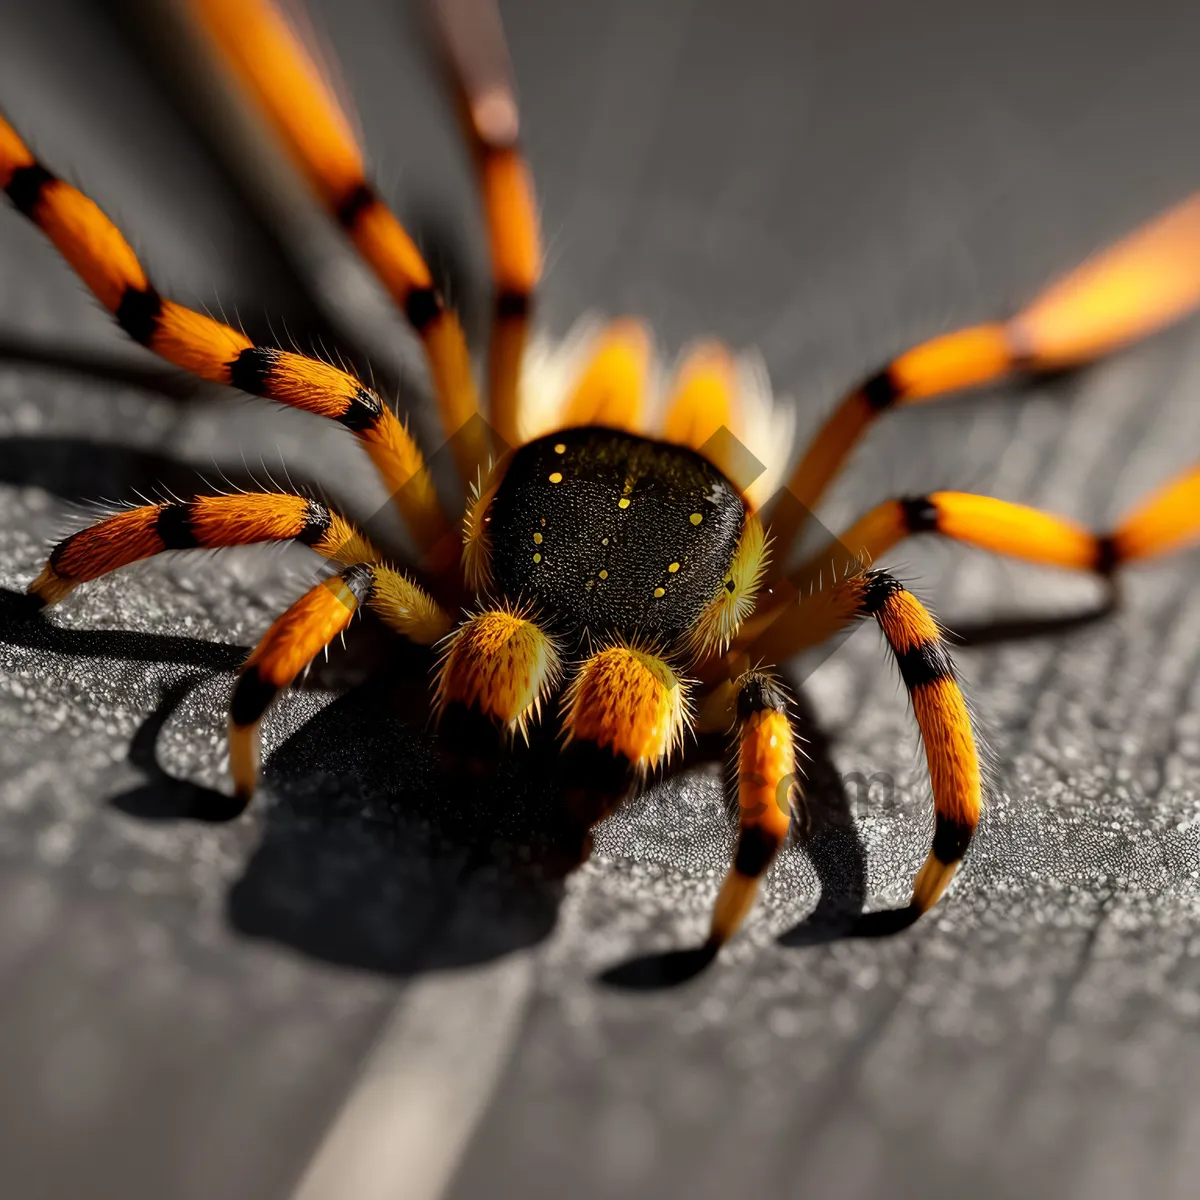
[708,671,800,947]
[434,607,562,744]
[28,493,380,608]
[190,0,487,481]
[561,642,692,770]
[559,641,692,829]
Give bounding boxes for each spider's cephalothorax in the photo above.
[8,0,1200,951]
[485,427,747,648]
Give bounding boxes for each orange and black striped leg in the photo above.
[1100,460,1200,569]
[433,609,563,774]
[27,490,451,639]
[791,458,1200,588]
[230,562,450,804]
[792,492,1102,588]
[28,493,380,607]
[435,0,541,447]
[189,0,486,480]
[230,567,368,803]
[707,672,800,947]
[558,644,692,849]
[769,190,1200,562]
[741,570,982,917]
[0,114,453,570]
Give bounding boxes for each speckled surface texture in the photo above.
[4,2,1200,1198]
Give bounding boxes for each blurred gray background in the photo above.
[3,1,1200,1197]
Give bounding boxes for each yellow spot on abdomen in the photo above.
[689,512,703,525]
[653,586,665,598]
[549,472,563,484]
[533,532,543,544]
[554,443,566,454]
[533,552,542,563]
[618,497,631,509]
[599,569,608,579]
[668,561,680,573]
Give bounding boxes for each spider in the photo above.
[5,0,1200,952]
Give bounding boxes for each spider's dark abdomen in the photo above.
[488,426,746,647]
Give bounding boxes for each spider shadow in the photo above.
[0,331,206,402]
[0,591,573,976]
[0,579,1124,983]
[109,673,246,822]
[0,585,246,669]
[599,589,1124,988]
[224,638,591,976]
[0,435,356,520]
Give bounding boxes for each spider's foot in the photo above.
[910,852,960,915]
[228,719,261,808]
[27,564,73,607]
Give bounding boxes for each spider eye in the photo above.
[724,578,736,593]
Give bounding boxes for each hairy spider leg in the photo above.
[735,569,982,916]
[29,493,378,606]
[0,115,453,570]
[190,0,487,482]
[708,672,799,946]
[788,459,1200,584]
[769,191,1200,561]
[230,560,450,801]
[25,492,449,799]
[230,566,357,803]
[27,491,447,638]
[435,0,542,448]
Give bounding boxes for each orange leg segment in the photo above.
[737,570,982,917]
[0,115,449,561]
[229,567,369,803]
[188,0,486,480]
[229,562,449,803]
[28,494,380,607]
[708,673,800,947]
[788,464,1200,590]
[770,191,1200,561]
[435,0,542,447]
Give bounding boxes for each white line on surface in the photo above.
[290,951,536,1200]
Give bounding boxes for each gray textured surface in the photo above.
[3,2,1200,1198]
